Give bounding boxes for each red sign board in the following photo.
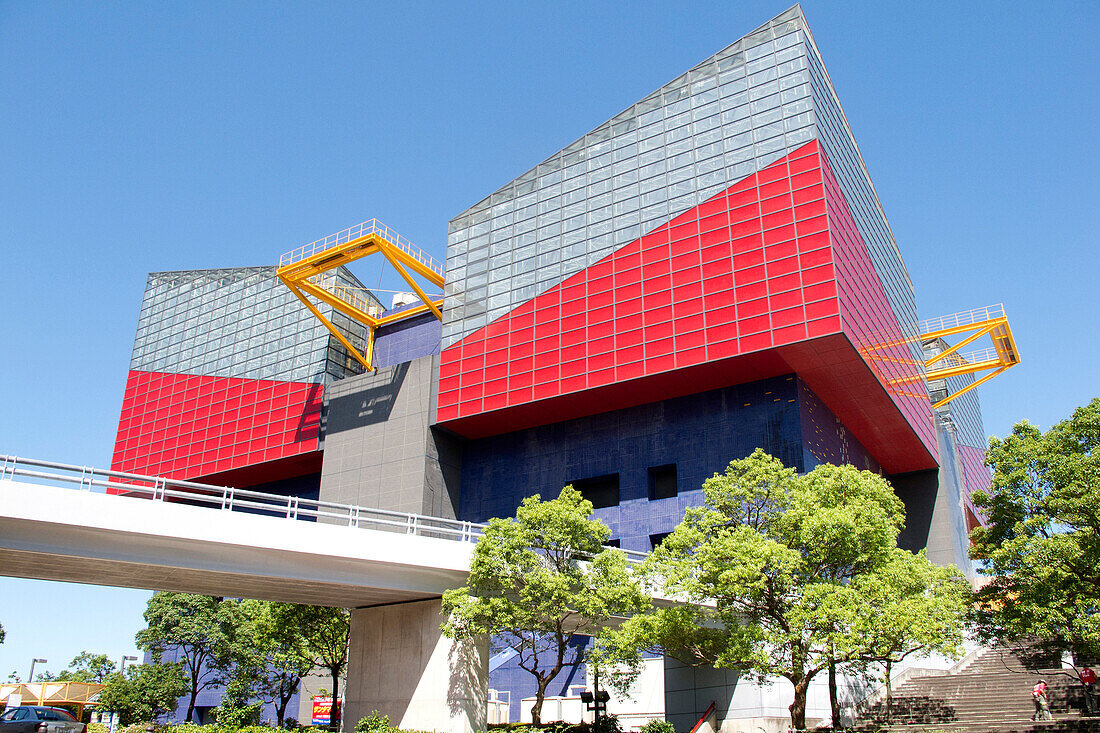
[312,696,340,726]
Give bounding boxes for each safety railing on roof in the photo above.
[279,218,444,278]
[0,455,649,562]
[918,303,1006,336]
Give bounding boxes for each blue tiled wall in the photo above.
[488,637,590,722]
[459,373,882,720]
[459,374,805,552]
[796,380,881,473]
[147,647,302,725]
[373,311,441,368]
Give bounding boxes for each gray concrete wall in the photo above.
[890,418,973,575]
[320,355,459,518]
[345,600,487,733]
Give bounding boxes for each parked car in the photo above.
[0,707,85,733]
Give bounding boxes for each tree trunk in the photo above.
[277,674,299,727]
[276,694,289,728]
[186,680,199,723]
[531,677,550,727]
[885,660,893,725]
[789,675,810,731]
[828,659,841,729]
[330,667,341,730]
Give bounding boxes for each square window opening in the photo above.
[649,463,678,500]
[570,473,620,509]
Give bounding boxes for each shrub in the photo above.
[170,724,212,733]
[282,720,300,730]
[639,721,674,733]
[213,702,263,730]
[87,723,109,733]
[354,712,391,733]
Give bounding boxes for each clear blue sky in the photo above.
[1,1,1097,680]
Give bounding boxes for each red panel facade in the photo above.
[111,370,323,481]
[820,152,938,458]
[439,141,837,415]
[436,139,938,473]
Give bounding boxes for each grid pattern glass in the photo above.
[443,6,814,348]
[130,266,373,384]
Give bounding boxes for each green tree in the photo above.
[96,663,188,725]
[135,593,248,723]
[834,549,970,724]
[970,398,1100,661]
[54,652,117,683]
[235,600,315,727]
[270,604,350,727]
[212,671,263,729]
[0,622,5,645]
[609,451,909,731]
[441,485,646,726]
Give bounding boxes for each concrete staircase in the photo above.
[853,644,1099,732]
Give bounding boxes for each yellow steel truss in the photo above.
[277,219,445,372]
[0,682,105,717]
[919,304,1019,409]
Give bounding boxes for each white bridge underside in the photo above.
[0,479,472,608]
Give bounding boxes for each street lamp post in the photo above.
[120,656,137,673]
[27,659,47,684]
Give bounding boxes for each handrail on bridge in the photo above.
[0,455,649,562]
[0,454,485,544]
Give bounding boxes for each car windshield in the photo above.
[0,709,22,721]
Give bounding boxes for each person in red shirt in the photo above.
[1082,667,1098,714]
[1033,679,1052,721]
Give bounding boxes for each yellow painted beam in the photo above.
[291,277,381,328]
[286,283,374,371]
[375,240,444,320]
[920,316,1008,342]
[924,323,997,368]
[931,366,1010,410]
[926,358,1005,382]
[277,221,446,361]
[374,300,445,326]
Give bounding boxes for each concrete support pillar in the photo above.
[346,599,487,733]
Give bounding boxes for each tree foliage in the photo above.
[233,600,314,727]
[970,398,1100,659]
[96,663,188,725]
[835,549,970,723]
[441,485,646,726]
[606,450,965,731]
[135,593,248,723]
[269,603,349,726]
[53,652,117,683]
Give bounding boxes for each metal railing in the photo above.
[0,455,484,543]
[308,273,385,318]
[0,455,649,562]
[929,347,1000,369]
[918,303,1006,336]
[279,218,444,278]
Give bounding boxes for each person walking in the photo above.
[1082,666,1098,714]
[1033,679,1053,721]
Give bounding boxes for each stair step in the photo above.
[854,642,1095,733]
